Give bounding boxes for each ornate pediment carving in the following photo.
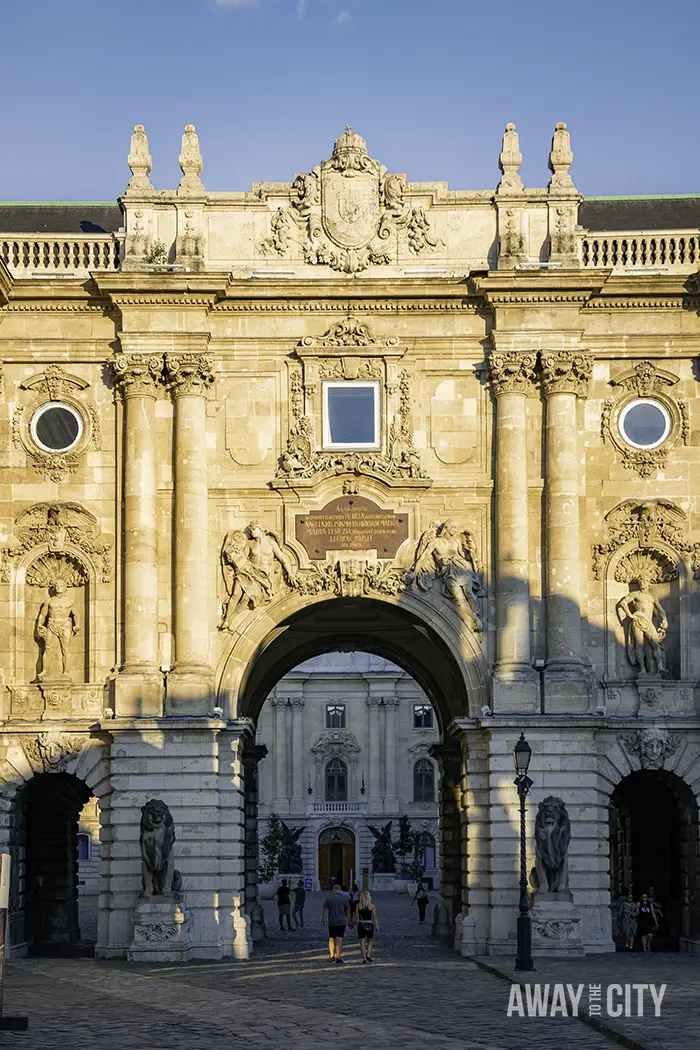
[19,365,88,399]
[311,730,361,761]
[259,128,441,274]
[591,499,700,580]
[0,503,113,583]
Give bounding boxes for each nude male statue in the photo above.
[219,522,297,630]
[618,579,668,675]
[36,579,80,677]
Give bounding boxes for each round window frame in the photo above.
[618,398,672,451]
[29,401,85,454]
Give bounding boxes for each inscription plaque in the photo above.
[295,496,408,560]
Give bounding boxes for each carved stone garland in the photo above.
[601,362,688,478]
[259,128,441,274]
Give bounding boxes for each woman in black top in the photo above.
[413,881,429,923]
[356,890,379,963]
[637,893,656,952]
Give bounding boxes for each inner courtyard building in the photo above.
[0,121,699,960]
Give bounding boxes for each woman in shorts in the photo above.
[356,890,379,963]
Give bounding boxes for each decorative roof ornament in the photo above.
[497,123,523,194]
[126,124,153,193]
[331,125,370,170]
[178,124,204,195]
[548,122,576,194]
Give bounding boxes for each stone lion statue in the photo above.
[140,799,182,898]
[530,796,571,895]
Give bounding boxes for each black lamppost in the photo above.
[513,732,535,972]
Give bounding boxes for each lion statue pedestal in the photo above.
[529,796,584,957]
[128,799,191,963]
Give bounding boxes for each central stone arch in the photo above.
[216,590,487,936]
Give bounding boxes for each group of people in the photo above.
[274,878,431,964]
[617,887,663,952]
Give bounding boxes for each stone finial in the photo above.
[178,124,204,194]
[548,121,575,193]
[126,124,153,193]
[497,122,523,194]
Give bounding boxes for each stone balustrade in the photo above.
[0,233,122,276]
[580,229,699,271]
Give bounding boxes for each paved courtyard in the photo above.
[1,893,697,1049]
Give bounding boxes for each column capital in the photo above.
[110,352,164,398]
[165,352,215,397]
[540,349,591,398]
[488,350,537,397]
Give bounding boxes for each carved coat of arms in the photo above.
[321,129,380,249]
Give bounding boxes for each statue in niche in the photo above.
[219,522,297,630]
[140,799,182,898]
[530,796,571,896]
[407,520,484,630]
[278,822,304,874]
[368,822,396,874]
[617,579,668,675]
[36,579,80,678]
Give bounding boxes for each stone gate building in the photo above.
[0,122,699,959]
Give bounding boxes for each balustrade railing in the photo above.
[580,230,700,271]
[308,801,366,815]
[0,234,123,276]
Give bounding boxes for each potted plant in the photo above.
[258,813,283,900]
[407,834,426,899]
[393,814,414,893]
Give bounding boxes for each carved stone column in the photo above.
[242,741,268,914]
[165,352,215,714]
[541,349,592,711]
[290,697,305,809]
[430,742,464,938]
[383,697,400,813]
[272,698,289,812]
[489,351,539,713]
[366,696,382,802]
[111,353,165,716]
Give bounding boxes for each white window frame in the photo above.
[322,380,381,451]
[325,703,346,729]
[619,397,671,450]
[413,703,434,730]
[30,401,84,454]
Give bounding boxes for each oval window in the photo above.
[619,399,670,449]
[30,402,83,453]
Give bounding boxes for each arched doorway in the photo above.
[318,827,356,890]
[220,595,485,930]
[610,769,700,950]
[12,772,93,955]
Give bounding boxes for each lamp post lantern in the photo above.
[513,732,535,972]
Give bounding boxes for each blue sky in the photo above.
[1,0,698,200]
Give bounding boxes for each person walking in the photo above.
[356,890,379,963]
[348,882,360,923]
[292,878,306,929]
[413,880,429,923]
[276,878,293,931]
[321,882,351,963]
[617,888,639,951]
[637,892,657,951]
[648,886,664,947]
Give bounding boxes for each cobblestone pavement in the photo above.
[0,893,646,1050]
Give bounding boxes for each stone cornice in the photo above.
[472,271,606,307]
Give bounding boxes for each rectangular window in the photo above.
[326,704,346,729]
[413,703,433,729]
[322,381,380,450]
[77,833,91,861]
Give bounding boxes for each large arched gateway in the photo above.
[1,124,700,961]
